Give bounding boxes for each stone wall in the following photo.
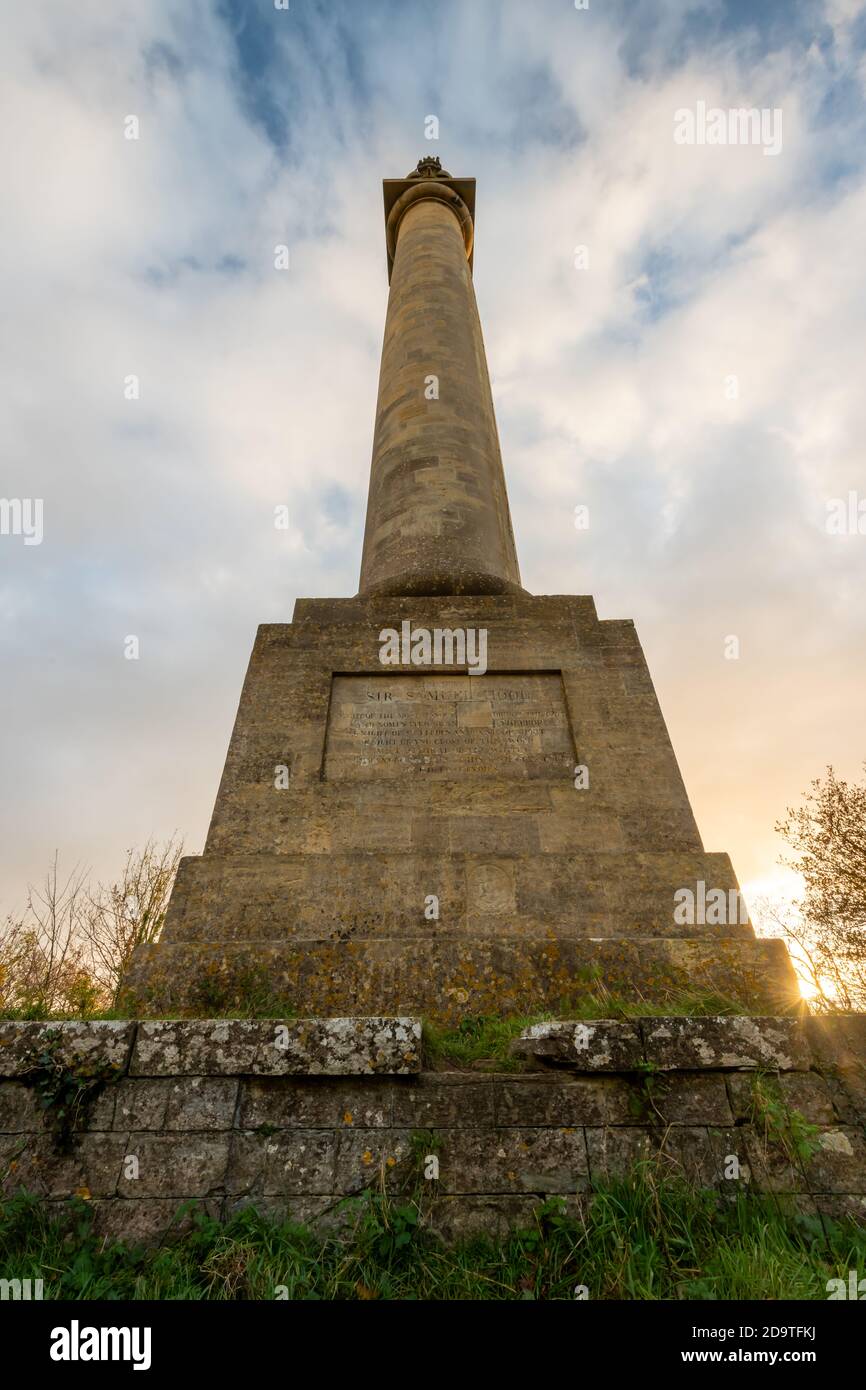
[2,1016,865,1244]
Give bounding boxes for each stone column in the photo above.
[358,170,523,598]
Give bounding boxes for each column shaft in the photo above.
[358,195,522,597]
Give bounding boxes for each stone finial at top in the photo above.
[407,155,452,180]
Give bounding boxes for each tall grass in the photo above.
[2,1171,863,1301]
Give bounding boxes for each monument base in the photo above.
[122,593,799,1019]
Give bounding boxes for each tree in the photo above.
[774,764,866,1010]
[83,836,183,1008]
[0,856,97,1017]
[0,835,183,1018]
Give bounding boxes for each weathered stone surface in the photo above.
[736,1129,806,1194]
[391,1076,496,1128]
[495,1075,635,1127]
[333,1129,416,1195]
[130,1019,421,1077]
[1,1046,863,1238]
[510,1019,643,1070]
[435,1128,590,1195]
[706,1128,752,1192]
[112,1079,172,1131]
[124,935,797,1022]
[641,1017,809,1071]
[0,1081,45,1132]
[240,1077,392,1130]
[0,1076,117,1134]
[88,1198,222,1244]
[804,1128,866,1194]
[726,1071,837,1127]
[824,1074,866,1127]
[359,186,522,598]
[643,1073,734,1126]
[788,1073,838,1124]
[163,1078,239,1131]
[420,1195,586,1242]
[586,1125,735,1188]
[1,1132,130,1200]
[86,1087,118,1130]
[0,1021,135,1078]
[805,1014,866,1071]
[325,674,573,782]
[585,1126,655,1181]
[118,1134,231,1198]
[228,1130,336,1197]
[814,1193,866,1226]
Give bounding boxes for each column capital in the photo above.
[383,165,476,282]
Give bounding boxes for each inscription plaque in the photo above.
[323,673,574,779]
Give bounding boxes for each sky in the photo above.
[1,0,865,916]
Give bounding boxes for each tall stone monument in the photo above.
[123,158,798,1020]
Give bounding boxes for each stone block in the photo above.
[130,1018,421,1076]
[118,1134,231,1198]
[433,1127,590,1195]
[641,1016,809,1071]
[736,1127,806,1194]
[0,1081,46,1132]
[420,1195,583,1242]
[586,1125,728,1187]
[510,1020,643,1070]
[824,1074,866,1127]
[725,1071,837,1126]
[123,937,800,1021]
[391,1076,496,1128]
[228,1130,336,1197]
[641,1073,734,1126]
[89,1198,222,1244]
[239,1077,393,1130]
[112,1079,172,1131]
[163,1077,239,1131]
[805,1014,866,1072]
[495,1075,635,1127]
[333,1129,415,1195]
[804,1128,866,1194]
[778,1073,838,1125]
[0,1021,135,1078]
[585,1126,655,1182]
[1,1132,129,1200]
[814,1193,866,1227]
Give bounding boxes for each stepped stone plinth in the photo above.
[123,158,799,1018]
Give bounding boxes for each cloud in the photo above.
[0,0,864,907]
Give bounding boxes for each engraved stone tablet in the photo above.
[323,673,574,779]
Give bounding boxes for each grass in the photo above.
[1,1170,864,1301]
[422,987,752,1070]
[745,1073,823,1167]
[0,978,770,1027]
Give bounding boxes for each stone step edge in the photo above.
[0,1018,421,1079]
[0,1015,814,1078]
[173,849,734,864]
